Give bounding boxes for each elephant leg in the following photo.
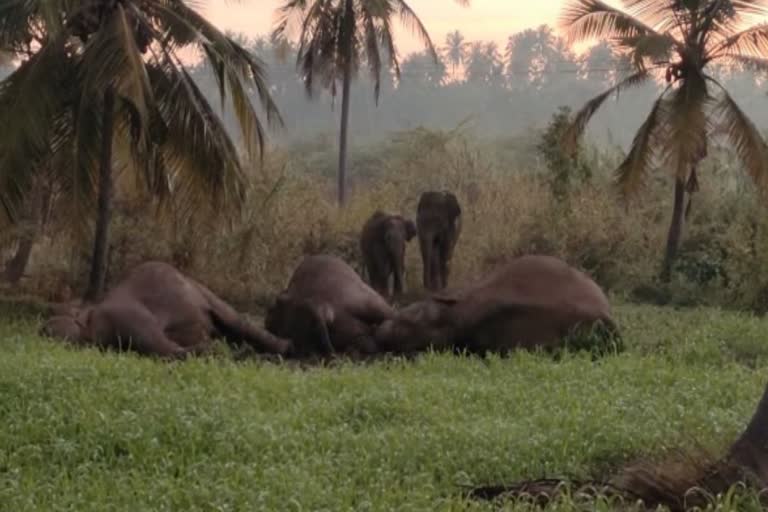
[370,263,388,298]
[210,310,292,356]
[418,234,433,290]
[430,242,443,290]
[196,284,292,355]
[390,248,405,297]
[437,239,450,290]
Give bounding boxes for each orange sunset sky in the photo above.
[202,0,567,54]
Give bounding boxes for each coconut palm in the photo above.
[443,29,469,76]
[561,0,768,281]
[0,0,281,300]
[272,0,468,206]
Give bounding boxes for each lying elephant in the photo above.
[41,261,291,359]
[375,254,617,355]
[265,254,395,358]
[360,211,416,299]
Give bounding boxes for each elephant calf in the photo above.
[265,254,395,358]
[375,255,617,356]
[360,211,416,299]
[417,191,462,291]
[41,261,291,359]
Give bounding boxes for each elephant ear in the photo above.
[445,192,462,217]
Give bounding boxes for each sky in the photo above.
[202,0,566,55]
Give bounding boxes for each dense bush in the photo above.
[6,124,768,314]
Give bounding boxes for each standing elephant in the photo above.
[375,255,617,356]
[416,191,462,291]
[360,211,416,299]
[265,254,395,359]
[40,261,291,359]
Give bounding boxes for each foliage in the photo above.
[1,303,768,509]
[537,106,593,199]
[560,0,768,200]
[0,0,281,227]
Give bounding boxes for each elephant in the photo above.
[360,211,417,299]
[375,255,617,356]
[416,191,462,291]
[40,261,291,359]
[264,254,396,359]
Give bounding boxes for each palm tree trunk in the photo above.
[336,0,354,207]
[660,177,686,283]
[84,87,115,302]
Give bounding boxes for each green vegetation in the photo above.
[561,0,768,281]
[0,0,280,300]
[0,302,766,510]
[272,0,467,206]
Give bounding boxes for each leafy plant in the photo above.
[537,106,593,199]
[560,0,768,282]
[0,0,282,299]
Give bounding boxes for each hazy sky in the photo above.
[202,1,565,54]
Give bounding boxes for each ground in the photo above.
[1,301,768,511]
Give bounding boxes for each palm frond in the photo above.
[392,0,438,61]
[0,0,66,51]
[360,8,383,102]
[621,0,683,34]
[711,22,768,57]
[712,84,768,191]
[617,32,676,66]
[562,70,651,154]
[615,91,669,199]
[79,5,153,133]
[146,59,247,220]
[560,0,663,45]
[148,0,282,162]
[0,35,72,221]
[660,74,712,181]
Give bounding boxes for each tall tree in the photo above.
[465,41,504,86]
[505,25,577,91]
[443,29,469,77]
[0,0,281,300]
[273,0,468,206]
[400,50,448,89]
[561,0,768,281]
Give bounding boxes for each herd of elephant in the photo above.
[40,191,618,361]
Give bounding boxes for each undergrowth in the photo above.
[1,302,768,510]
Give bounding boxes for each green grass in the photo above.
[1,302,768,511]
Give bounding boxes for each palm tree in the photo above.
[400,50,448,88]
[464,41,504,86]
[0,0,281,300]
[273,0,468,206]
[560,0,768,281]
[443,29,469,76]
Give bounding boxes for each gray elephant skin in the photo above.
[375,255,616,356]
[417,191,462,291]
[40,261,290,359]
[264,254,396,358]
[360,211,416,299]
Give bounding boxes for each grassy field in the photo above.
[1,302,768,511]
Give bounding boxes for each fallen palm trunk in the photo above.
[467,382,768,511]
